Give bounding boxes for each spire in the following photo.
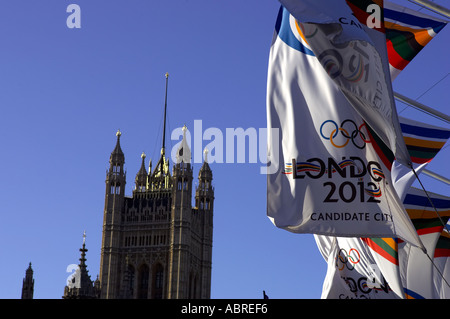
[161,72,169,157]
[110,129,125,165]
[63,232,100,299]
[21,262,34,299]
[149,73,172,190]
[135,152,147,191]
[196,147,214,211]
[176,125,191,164]
[199,147,212,178]
[79,230,87,271]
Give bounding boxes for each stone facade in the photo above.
[99,126,214,299]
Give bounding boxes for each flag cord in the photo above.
[411,165,449,233]
[410,165,450,289]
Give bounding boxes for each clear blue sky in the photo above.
[0,0,448,299]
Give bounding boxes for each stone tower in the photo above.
[99,74,214,299]
[21,262,34,299]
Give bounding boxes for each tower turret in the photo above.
[173,125,193,203]
[196,148,214,212]
[106,130,126,197]
[135,152,147,192]
[168,125,193,298]
[100,130,127,299]
[63,232,100,299]
[195,148,214,298]
[21,262,34,299]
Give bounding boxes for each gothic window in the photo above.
[127,265,135,297]
[111,183,121,195]
[188,272,198,299]
[152,264,164,299]
[137,264,149,299]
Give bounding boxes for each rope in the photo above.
[410,165,450,289]
[411,165,449,232]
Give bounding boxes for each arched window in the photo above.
[126,265,135,298]
[137,264,149,299]
[188,271,198,299]
[113,165,121,174]
[152,264,164,299]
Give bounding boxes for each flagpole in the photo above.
[422,169,450,185]
[408,0,450,19]
[162,72,169,157]
[394,91,450,124]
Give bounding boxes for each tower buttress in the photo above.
[100,130,126,299]
[168,125,193,298]
[195,148,214,299]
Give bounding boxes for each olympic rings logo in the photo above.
[320,119,371,149]
[336,248,361,271]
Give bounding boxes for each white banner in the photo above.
[267,6,422,247]
[278,0,411,166]
[316,235,403,299]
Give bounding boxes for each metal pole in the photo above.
[408,0,450,19]
[162,72,169,156]
[423,169,450,185]
[394,91,450,124]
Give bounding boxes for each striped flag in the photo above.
[362,237,399,266]
[392,117,450,201]
[404,187,450,236]
[384,1,447,80]
[400,116,450,165]
[435,229,450,259]
[433,225,450,298]
[398,188,450,299]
